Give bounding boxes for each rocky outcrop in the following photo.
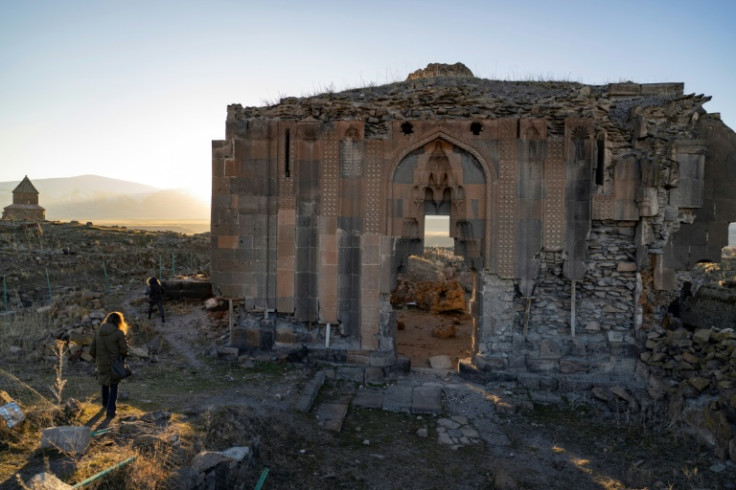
[415,280,466,313]
[406,62,474,81]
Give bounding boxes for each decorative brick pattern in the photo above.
[544,139,565,249]
[322,129,339,217]
[593,194,615,220]
[497,119,518,277]
[364,141,383,233]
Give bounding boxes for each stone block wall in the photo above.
[211,64,736,380]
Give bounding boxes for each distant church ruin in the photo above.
[2,176,45,221]
[210,63,736,380]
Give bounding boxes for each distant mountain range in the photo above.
[0,175,209,221]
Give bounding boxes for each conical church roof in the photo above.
[13,176,39,194]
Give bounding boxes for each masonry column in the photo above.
[337,124,365,339]
[360,139,386,350]
[318,126,340,324]
[277,123,296,313]
[294,122,322,322]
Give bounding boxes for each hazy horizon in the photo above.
[2,1,734,205]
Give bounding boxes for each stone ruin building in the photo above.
[210,63,736,386]
[1,176,45,221]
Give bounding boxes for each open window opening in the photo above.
[423,215,453,250]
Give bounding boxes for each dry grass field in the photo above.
[1,220,735,489]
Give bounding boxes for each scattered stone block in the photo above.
[689,377,711,392]
[315,402,348,432]
[41,426,91,455]
[412,385,442,414]
[692,328,712,345]
[352,388,384,409]
[296,371,325,413]
[191,451,231,473]
[383,384,413,413]
[216,346,239,360]
[0,400,25,428]
[363,367,385,385]
[24,472,73,490]
[221,446,251,462]
[428,355,452,370]
[431,322,456,338]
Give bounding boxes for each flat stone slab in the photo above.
[41,426,91,455]
[296,371,325,413]
[412,385,442,414]
[192,451,231,473]
[352,389,384,409]
[24,472,73,490]
[382,384,413,413]
[315,402,348,432]
[429,355,453,370]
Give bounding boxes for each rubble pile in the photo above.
[641,324,736,462]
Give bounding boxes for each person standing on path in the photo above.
[89,311,129,419]
[146,276,165,323]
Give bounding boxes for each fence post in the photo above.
[2,275,7,313]
[103,262,110,293]
[45,267,53,304]
[159,254,163,279]
[171,252,176,277]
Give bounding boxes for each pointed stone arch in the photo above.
[386,130,495,269]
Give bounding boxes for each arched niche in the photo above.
[387,134,492,275]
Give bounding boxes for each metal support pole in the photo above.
[570,280,576,338]
[45,267,53,304]
[2,275,7,313]
[228,299,234,344]
[254,468,270,490]
[523,297,533,337]
[72,456,136,488]
[103,262,109,293]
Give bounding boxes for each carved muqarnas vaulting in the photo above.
[392,137,486,267]
[415,141,463,215]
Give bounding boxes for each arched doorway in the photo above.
[387,136,492,368]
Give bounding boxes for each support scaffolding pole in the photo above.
[45,267,53,304]
[2,275,7,313]
[72,455,136,488]
[228,299,234,344]
[570,280,576,338]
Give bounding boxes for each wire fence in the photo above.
[0,242,210,313]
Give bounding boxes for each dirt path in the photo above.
[396,308,474,368]
[155,308,206,370]
[121,290,206,370]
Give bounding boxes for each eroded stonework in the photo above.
[211,63,736,380]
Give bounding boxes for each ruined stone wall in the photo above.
[212,66,736,381]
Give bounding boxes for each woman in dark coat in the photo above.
[89,311,129,418]
[146,277,165,323]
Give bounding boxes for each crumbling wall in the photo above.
[212,64,736,383]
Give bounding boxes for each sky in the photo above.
[1,0,734,204]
